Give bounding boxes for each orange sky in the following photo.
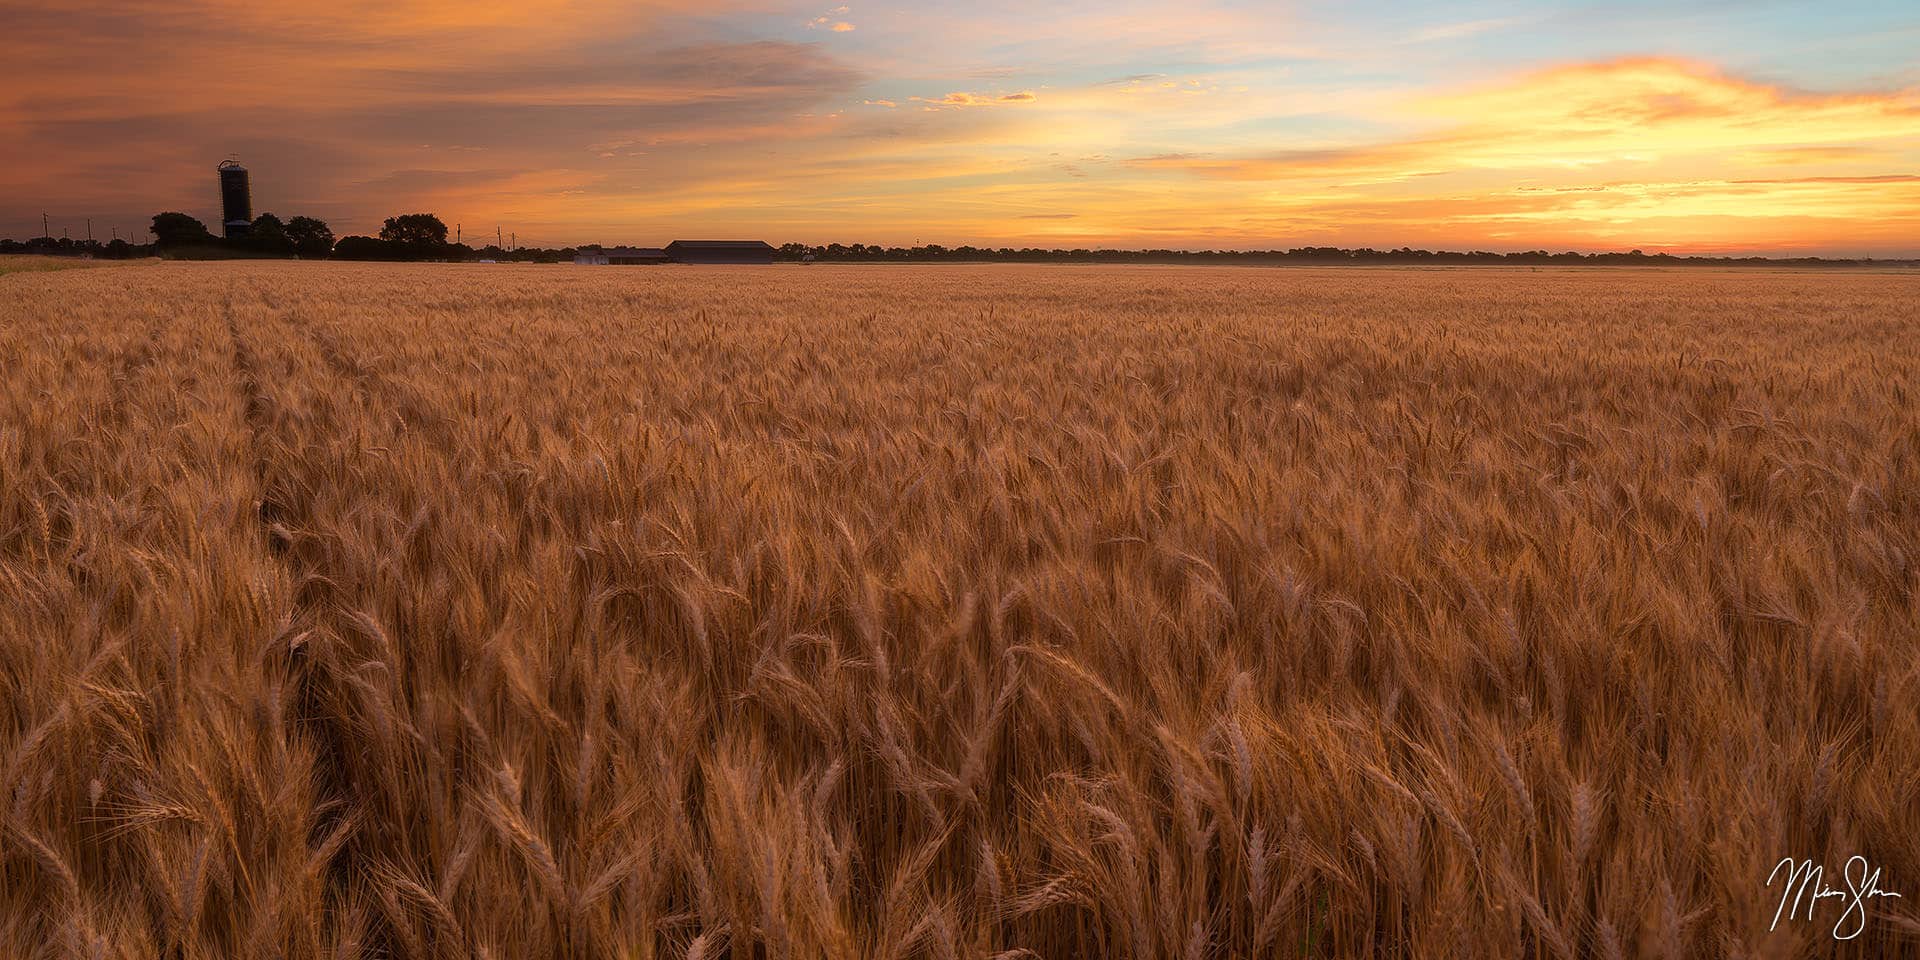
[3,1,1917,254]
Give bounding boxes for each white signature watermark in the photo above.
[1769,856,1903,940]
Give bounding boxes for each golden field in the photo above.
[0,256,112,277]
[2,261,1918,958]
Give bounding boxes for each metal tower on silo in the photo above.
[218,159,252,238]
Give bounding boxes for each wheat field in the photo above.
[2,261,1917,958]
[0,256,110,278]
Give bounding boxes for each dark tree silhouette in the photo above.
[249,213,293,255]
[331,236,403,260]
[286,216,335,258]
[379,214,449,251]
[150,212,212,248]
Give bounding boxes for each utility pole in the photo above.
[42,212,49,239]
[86,219,93,243]
[456,224,462,244]
[510,232,515,251]
[497,226,503,249]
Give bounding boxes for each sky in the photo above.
[1,1,1917,255]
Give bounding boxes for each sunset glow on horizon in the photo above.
[3,1,1917,255]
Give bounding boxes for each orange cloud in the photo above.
[0,1,863,239]
[1140,59,1920,181]
[1099,58,1920,252]
[910,91,1039,108]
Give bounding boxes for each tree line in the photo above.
[776,242,1907,267]
[5,217,1907,267]
[328,214,580,262]
[148,211,337,258]
[0,212,582,263]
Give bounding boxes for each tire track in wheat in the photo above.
[223,291,407,956]
[227,284,505,958]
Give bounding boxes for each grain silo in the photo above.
[218,160,252,239]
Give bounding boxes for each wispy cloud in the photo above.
[1409,17,1529,43]
[806,5,853,31]
[909,91,1038,108]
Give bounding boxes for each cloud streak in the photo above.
[910,91,1040,107]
